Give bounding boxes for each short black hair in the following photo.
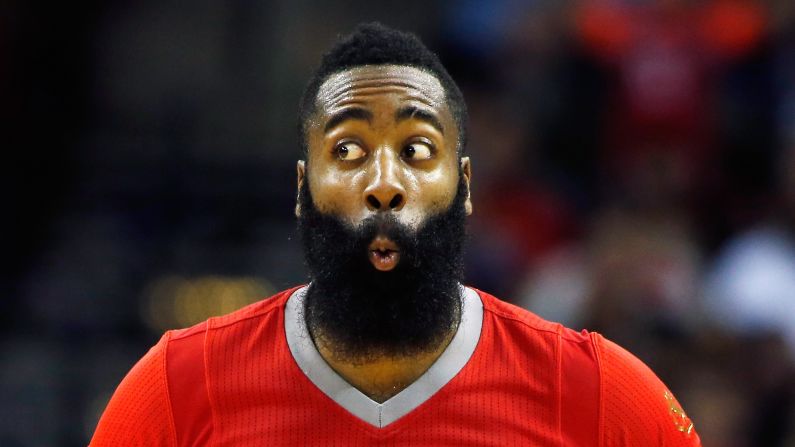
[298,22,468,157]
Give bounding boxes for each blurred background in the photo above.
[3,0,794,445]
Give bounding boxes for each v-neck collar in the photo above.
[284,285,483,428]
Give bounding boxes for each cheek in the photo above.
[308,166,367,215]
[404,167,459,214]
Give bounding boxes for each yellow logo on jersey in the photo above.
[664,390,694,435]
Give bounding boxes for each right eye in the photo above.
[334,142,366,161]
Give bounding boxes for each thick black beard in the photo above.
[297,174,468,361]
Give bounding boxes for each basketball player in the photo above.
[90,23,701,446]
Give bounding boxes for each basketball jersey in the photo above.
[90,286,701,446]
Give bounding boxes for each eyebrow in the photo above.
[395,106,444,135]
[323,107,373,133]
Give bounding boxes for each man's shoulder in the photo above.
[169,285,303,342]
[595,335,701,445]
[163,285,304,364]
[473,286,593,346]
[473,288,701,445]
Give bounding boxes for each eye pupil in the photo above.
[338,146,348,159]
[405,146,415,157]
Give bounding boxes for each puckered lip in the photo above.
[367,235,400,253]
[367,235,401,271]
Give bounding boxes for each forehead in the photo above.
[314,65,449,117]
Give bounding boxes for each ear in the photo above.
[460,157,473,216]
[295,160,306,217]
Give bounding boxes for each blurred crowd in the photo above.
[3,0,795,445]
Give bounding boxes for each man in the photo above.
[91,23,701,446]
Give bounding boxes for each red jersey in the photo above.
[90,286,701,446]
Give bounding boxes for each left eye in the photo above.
[402,142,433,160]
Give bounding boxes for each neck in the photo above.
[313,323,458,403]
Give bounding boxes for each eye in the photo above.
[334,141,366,161]
[402,141,433,160]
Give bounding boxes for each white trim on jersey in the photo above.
[284,285,484,428]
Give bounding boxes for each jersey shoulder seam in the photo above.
[480,301,563,336]
[202,322,217,445]
[169,321,207,341]
[206,286,303,331]
[591,332,605,447]
[472,288,563,337]
[477,290,596,348]
[161,331,179,447]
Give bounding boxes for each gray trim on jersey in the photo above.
[284,285,484,428]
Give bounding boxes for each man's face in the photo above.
[295,65,472,358]
[298,65,471,271]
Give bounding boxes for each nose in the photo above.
[363,149,406,212]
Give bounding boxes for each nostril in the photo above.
[389,194,403,209]
[367,195,381,210]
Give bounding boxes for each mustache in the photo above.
[350,212,422,266]
[300,193,435,276]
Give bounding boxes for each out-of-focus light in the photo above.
[142,275,274,333]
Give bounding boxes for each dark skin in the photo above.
[296,65,472,402]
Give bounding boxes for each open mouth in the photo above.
[367,236,401,271]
